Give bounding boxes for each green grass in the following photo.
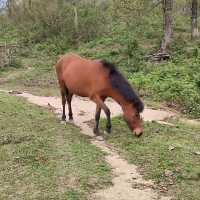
[99,117,200,200]
[0,56,59,96]
[0,92,111,200]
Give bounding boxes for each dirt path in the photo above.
[3,90,174,200]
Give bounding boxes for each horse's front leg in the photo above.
[104,107,111,134]
[92,96,111,134]
[93,105,101,135]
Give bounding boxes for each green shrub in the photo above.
[131,62,200,117]
[9,0,109,49]
[9,57,22,68]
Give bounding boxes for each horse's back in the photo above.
[55,53,110,97]
[55,53,81,74]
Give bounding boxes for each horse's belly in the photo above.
[68,86,90,97]
[64,75,93,97]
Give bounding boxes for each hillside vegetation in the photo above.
[0,0,200,117]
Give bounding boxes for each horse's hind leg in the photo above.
[60,85,73,121]
[67,93,73,120]
[61,87,67,121]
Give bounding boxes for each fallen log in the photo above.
[146,52,170,62]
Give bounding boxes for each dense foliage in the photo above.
[1,0,200,117]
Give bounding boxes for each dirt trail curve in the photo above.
[1,90,174,200]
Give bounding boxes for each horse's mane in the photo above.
[101,60,144,113]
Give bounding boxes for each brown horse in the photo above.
[55,53,144,136]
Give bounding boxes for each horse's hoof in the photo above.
[93,128,100,135]
[69,117,73,121]
[106,127,111,134]
[105,128,111,134]
[62,116,66,121]
[69,115,73,120]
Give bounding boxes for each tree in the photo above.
[28,0,32,9]
[160,0,173,53]
[66,0,80,34]
[191,0,199,39]
[57,0,64,8]
[7,0,15,17]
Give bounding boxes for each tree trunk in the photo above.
[7,0,14,17]
[160,0,173,53]
[57,0,64,9]
[73,6,78,34]
[28,0,32,9]
[191,0,199,39]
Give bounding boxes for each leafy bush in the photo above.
[1,0,200,118]
[0,17,18,43]
[131,61,200,117]
[9,0,109,48]
[9,57,22,68]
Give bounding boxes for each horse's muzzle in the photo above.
[133,128,143,137]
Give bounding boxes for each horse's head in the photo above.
[100,59,144,136]
[123,103,143,137]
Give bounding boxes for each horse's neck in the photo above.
[109,90,130,112]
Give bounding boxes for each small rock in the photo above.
[131,175,137,180]
[175,167,181,172]
[168,146,175,151]
[194,151,200,155]
[168,180,174,185]
[159,186,168,192]
[143,181,155,188]
[164,170,174,177]
[9,90,22,95]
[78,110,86,116]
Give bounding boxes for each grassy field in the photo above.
[1,2,200,199]
[98,117,200,200]
[0,56,59,96]
[0,92,112,200]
